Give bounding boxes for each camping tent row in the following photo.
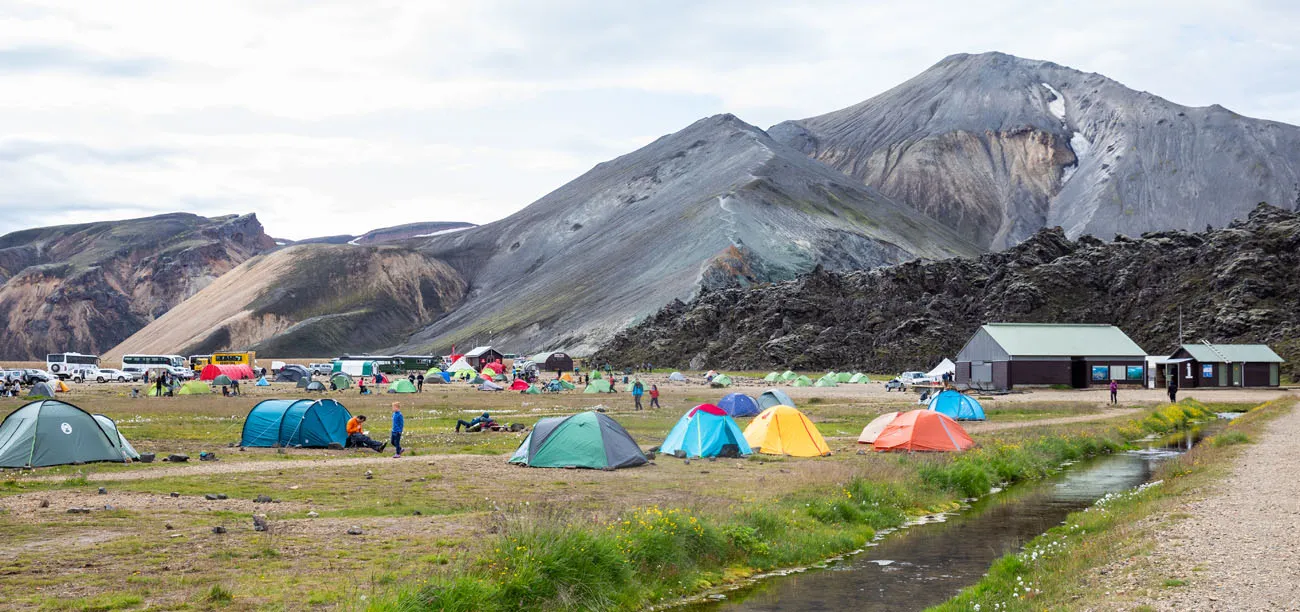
[763,371,871,385]
[26,380,70,397]
[0,400,139,467]
[241,399,351,448]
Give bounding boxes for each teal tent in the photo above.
[508,412,646,469]
[927,390,986,421]
[0,400,129,467]
[296,377,312,389]
[212,375,234,387]
[660,404,752,458]
[255,377,270,386]
[757,389,795,410]
[240,399,352,448]
[93,414,140,460]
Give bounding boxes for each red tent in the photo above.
[199,364,255,381]
[509,379,529,391]
[872,410,974,453]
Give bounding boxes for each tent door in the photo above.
[1070,358,1088,389]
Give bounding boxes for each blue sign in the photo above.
[1202,364,1214,378]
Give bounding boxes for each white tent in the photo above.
[925,358,956,379]
[668,372,687,382]
[857,412,899,444]
[448,357,476,372]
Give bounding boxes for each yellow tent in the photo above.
[743,405,831,457]
[54,380,70,393]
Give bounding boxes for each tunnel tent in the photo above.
[857,412,900,444]
[743,405,831,457]
[508,411,646,469]
[0,400,129,467]
[305,381,326,392]
[668,372,687,382]
[660,404,752,458]
[178,381,211,395]
[835,372,854,383]
[763,372,780,382]
[92,414,140,460]
[791,375,813,387]
[710,374,733,388]
[926,390,986,421]
[583,379,612,394]
[240,399,351,448]
[27,382,56,398]
[212,375,234,387]
[255,376,270,386]
[873,410,973,453]
[387,379,417,394]
[757,389,795,411]
[780,370,797,381]
[200,364,254,381]
[331,374,353,390]
[717,393,761,417]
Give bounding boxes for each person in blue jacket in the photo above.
[390,402,405,458]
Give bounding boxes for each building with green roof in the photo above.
[955,323,1147,390]
[1163,343,1284,388]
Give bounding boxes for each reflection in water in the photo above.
[693,453,1162,612]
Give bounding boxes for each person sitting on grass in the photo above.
[456,412,492,433]
[345,415,387,452]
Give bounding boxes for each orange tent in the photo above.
[872,410,973,453]
[743,405,831,457]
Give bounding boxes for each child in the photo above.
[390,402,404,458]
[649,384,660,409]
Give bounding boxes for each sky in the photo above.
[0,1,1297,240]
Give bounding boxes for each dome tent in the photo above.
[387,379,417,394]
[255,376,270,386]
[857,412,900,444]
[763,372,780,382]
[926,390,986,421]
[780,370,797,381]
[331,374,353,390]
[717,393,761,417]
[508,411,646,469]
[0,400,130,467]
[305,381,326,392]
[743,405,830,457]
[27,382,56,398]
[668,372,687,382]
[178,381,211,395]
[660,404,752,458]
[93,414,141,460]
[814,375,838,388]
[240,399,351,448]
[709,374,733,388]
[756,389,795,411]
[584,379,612,393]
[791,375,813,387]
[835,372,854,383]
[873,410,974,453]
[212,375,234,387]
[848,373,869,384]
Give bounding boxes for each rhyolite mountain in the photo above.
[284,221,476,247]
[591,203,1300,382]
[770,52,1300,250]
[0,213,275,360]
[392,113,981,356]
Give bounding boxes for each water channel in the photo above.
[689,444,1189,611]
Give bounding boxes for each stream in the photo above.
[689,434,1201,612]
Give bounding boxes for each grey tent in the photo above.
[331,373,352,390]
[0,400,129,467]
[508,411,647,469]
[93,414,141,460]
[478,380,504,391]
[212,375,234,386]
[27,381,56,398]
[668,372,687,382]
[757,388,795,410]
[276,366,310,383]
[296,377,312,389]
[305,381,326,392]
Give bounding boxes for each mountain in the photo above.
[107,243,466,359]
[0,213,274,360]
[286,221,476,247]
[770,52,1300,250]
[394,114,982,355]
[591,203,1300,382]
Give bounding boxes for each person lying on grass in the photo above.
[456,412,493,432]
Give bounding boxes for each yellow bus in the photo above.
[212,351,257,369]
[189,354,211,373]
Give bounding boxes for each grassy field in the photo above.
[0,374,1284,611]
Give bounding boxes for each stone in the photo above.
[97,487,107,495]
[165,524,173,530]
[169,492,180,498]
[254,495,273,503]
[165,454,188,463]
[211,526,227,534]
[252,514,268,532]
[66,507,91,514]
[364,470,374,480]
[204,494,220,501]
[216,494,228,500]
[307,511,319,518]
[38,499,49,508]
[346,526,363,535]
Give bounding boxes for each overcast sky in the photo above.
[1,1,1297,240]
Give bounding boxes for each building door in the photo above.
[1270,364,1280,386]
[1218,364,1228,387]
[1070,358,1087,388]
[1231,363,1243,386]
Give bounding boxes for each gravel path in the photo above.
[1131,402,1300,611]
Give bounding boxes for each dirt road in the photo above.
[1131,403,1300,610]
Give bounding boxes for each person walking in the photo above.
[416,373,424,392]
[1167,375,1179,404]
[631,379,644,411]
[1109,379,1118,405]
[390,402,405,458]
[649,384,660,409]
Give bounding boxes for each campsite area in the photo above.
[0,371,1291,610]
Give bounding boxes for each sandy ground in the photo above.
[1126,402,1300,611]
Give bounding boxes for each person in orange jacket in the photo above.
[346,415,386,452]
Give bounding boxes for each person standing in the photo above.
[416,372,424,393]
[631,379,644,411]
[649,384,660,409]
[1167,376,1179,404]
[390,402,404,458]
[1108,379,1118,405]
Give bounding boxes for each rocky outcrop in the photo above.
[287,221,476,247]
[107,244,467,359]
[771,52,1300,250]
[393,114,981,356]
[593,204,1300,382]
[0,213,275,359]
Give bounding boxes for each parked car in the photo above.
[309,363,333,376]
[2,370,23,384]
[94,368,138,383]
[885,371,936,391]
[22,369,53,385]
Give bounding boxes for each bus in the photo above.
[340,354,439,374]
[122,354,190,379]
[46,352,100,379]
[189,354,212,372]
[212,351,257,368]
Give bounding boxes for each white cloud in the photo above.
[0,0,1296,240]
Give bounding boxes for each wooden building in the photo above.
[463,346,504,369]
[955,323,1147,391]
[1161,343,1284,388]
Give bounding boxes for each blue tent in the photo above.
[240,399,352,448]
[439,371,452,382]
[255,376,270,386]
[659,404,752,458]
[717,393,761,417]
[927,390,986,421]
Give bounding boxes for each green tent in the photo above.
[836,372,854,383]
[387,379,417,394]
[470,376,487,385]
[814,376,838,388]
[848,373,868,384]
[558,380,576,390]
[331,374,353,390]
[584,379,612,394]
[178,381,210,395]
[763,372,780,382]
[791,375,813,387]
[508,411,646,469]
[710,374,733,388]
[212,375,234,386]
[591,370,604,380]
[780,370,797,381]
[494,373,508,382]
[425,367,444,378]
[93,414,140,460]
[0,400,130,468]
[524,384,543,395]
